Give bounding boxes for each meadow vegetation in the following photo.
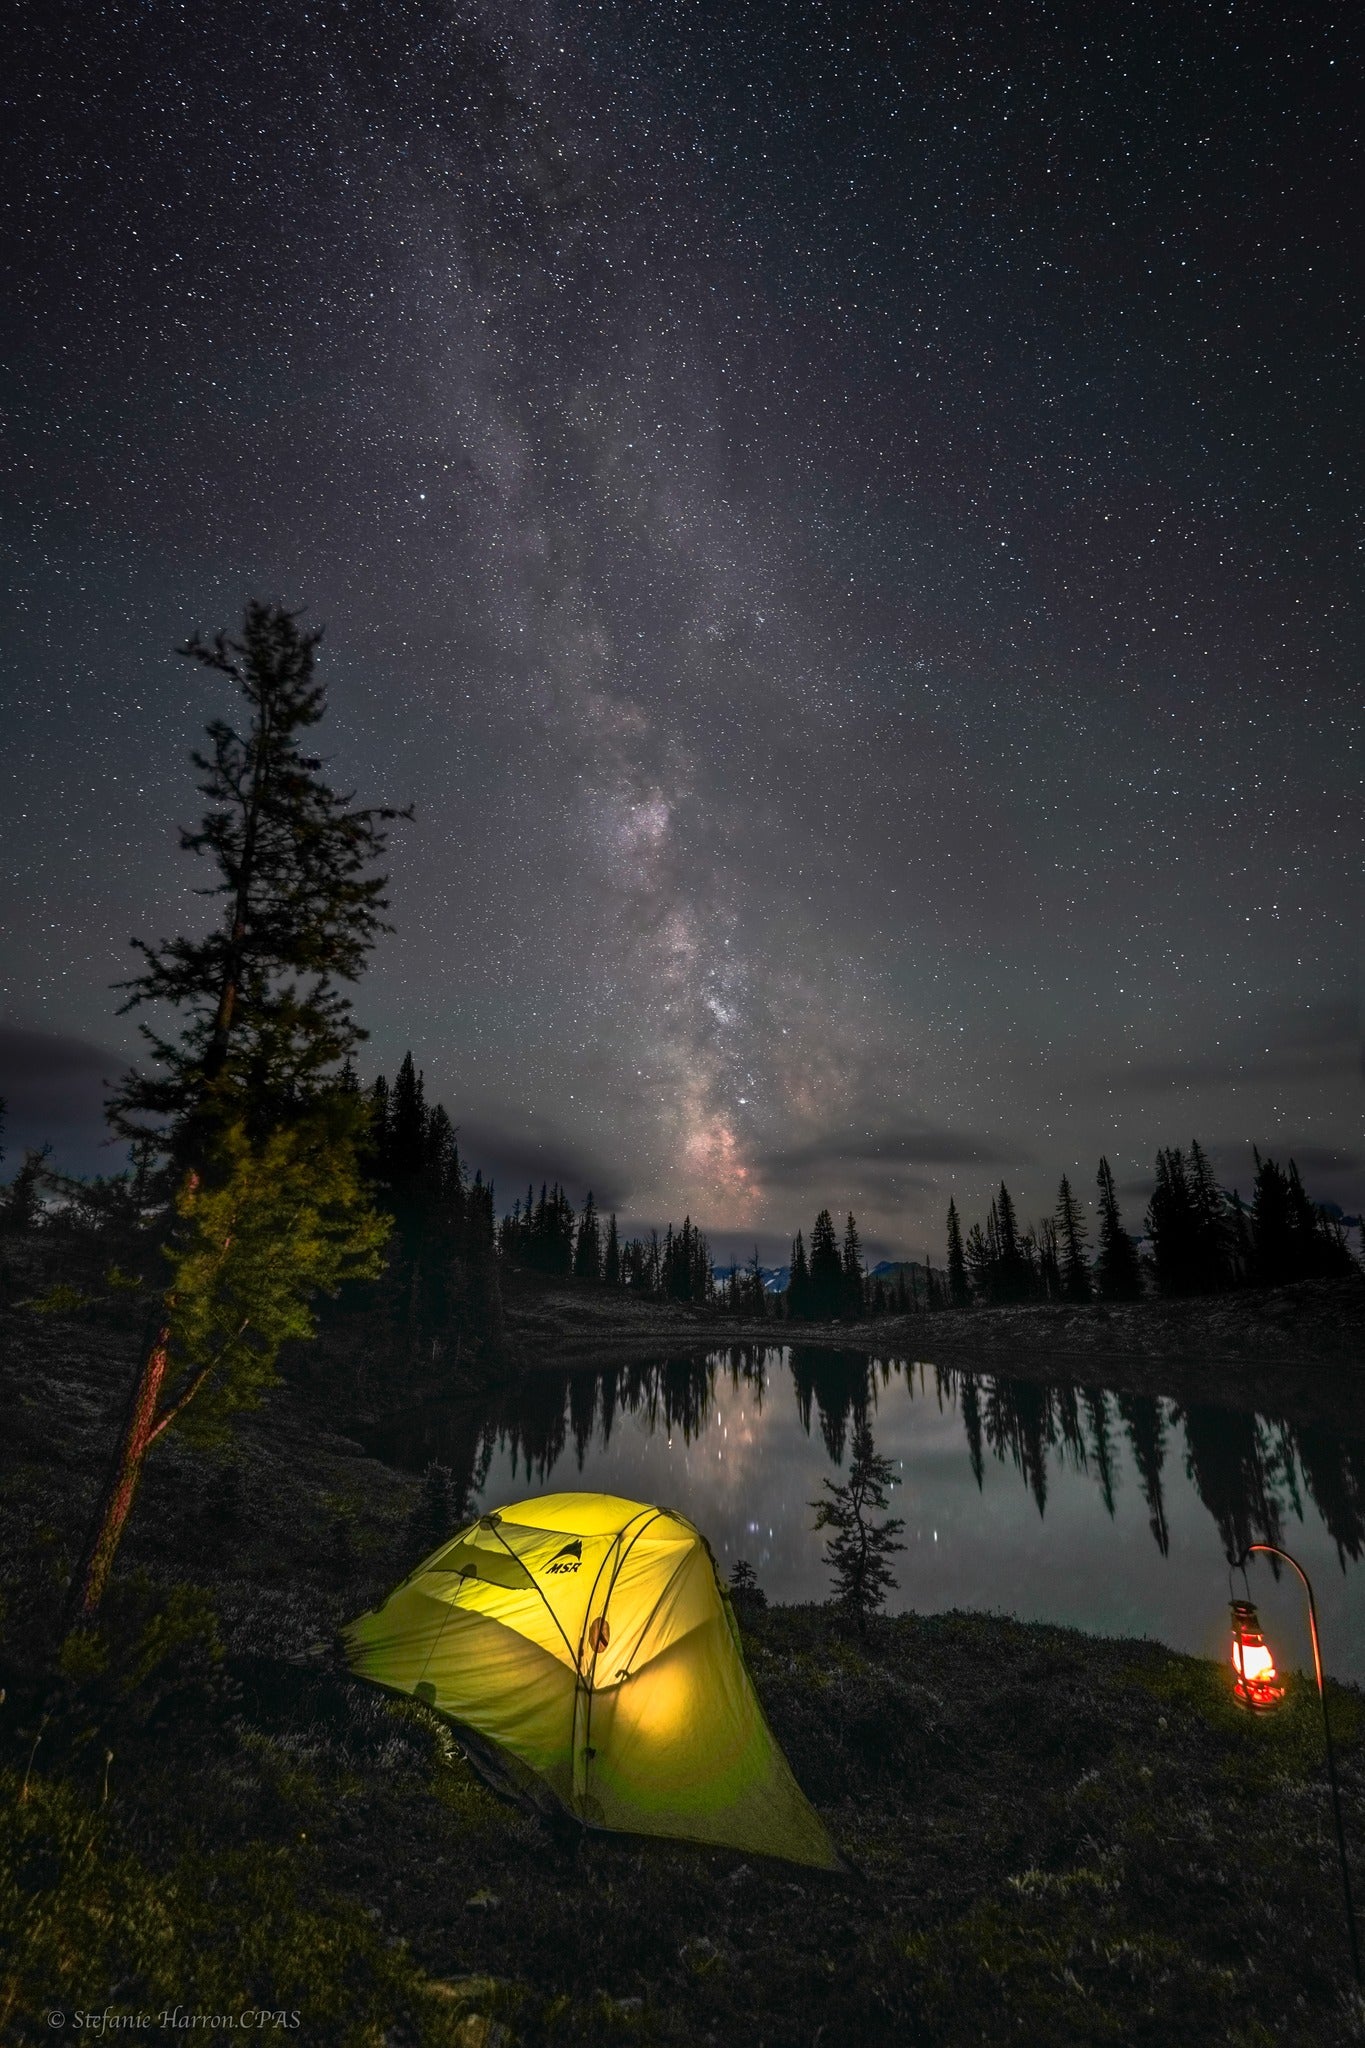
[2,1300,1363,2047]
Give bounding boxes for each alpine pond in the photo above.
[378,1347,1365,1686]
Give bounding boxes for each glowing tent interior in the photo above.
[343,1491,839,1869]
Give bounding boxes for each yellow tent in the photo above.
[342,1492,838,1869]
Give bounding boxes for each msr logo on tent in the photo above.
[545,1539,583,1576]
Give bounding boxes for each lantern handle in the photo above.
[1235,1544,1361,1986]
[1227,1557,1253,1607]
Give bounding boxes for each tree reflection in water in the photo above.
[1116,1392,1171,1556]
[381,1345,1365,1576]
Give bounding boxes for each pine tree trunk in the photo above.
[65,1320,172,1627]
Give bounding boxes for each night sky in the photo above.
[1,1,1357,1261]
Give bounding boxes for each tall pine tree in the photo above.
[808,1208,843,1319]
[787,1231,812,1320]
[573,1190,602,1281]
[945,1197,970,1307]
[72,604,401,1622]
[1054,1174,1092,1302]
[1095,1156,1143,1301]
[841,1211,865,1319]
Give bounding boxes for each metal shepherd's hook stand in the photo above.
[1237,1543,1362,1987]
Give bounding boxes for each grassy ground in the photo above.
[3,1303,1364,2045]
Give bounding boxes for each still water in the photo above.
[380,1347,1365,1685]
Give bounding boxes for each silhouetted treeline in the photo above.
[945,1142,1356,1309]
[721,1248,773,1318]
[498,1183,716,1303]
[780,1209,946,1322]
[365,1052,504,1367]
[6,1074,1358,1344]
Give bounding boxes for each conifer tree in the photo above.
[386,1054,428,1192]
[788,1231,812,1320]
[573,1190,602,1281]
[405,1461,461,1563]
[1146,1147,1202,1296]
[841,1211,865,1319]
[964,1220,993,1300]
[1054,1174,1092,1302]
[945,1198,970,1307]
[993,1182,1030,1301]
[2,1146,50,1233]
[1187,1139,1230,1292]
[1036,1216,1062,1300]
[109,603,406,1153]
[727,1558,767,1614]
[1247,1149,1354,1286]
[365,1073,391,1180]
[602,1211,621,1287]
[69,604,401,1623]
[808,1208,843,1319]
[745,1245,767,1318]
[1095,1156,1143,1301]
[1249,1148,1294,1286]
[1230,1186,1253,1286]
[462,1170,505,1352]
[810,1420,905,1634]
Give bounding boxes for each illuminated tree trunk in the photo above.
[65,1317,172,1626]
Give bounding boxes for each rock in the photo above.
[678,1934,723,1975]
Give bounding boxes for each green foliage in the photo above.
[22,1284,90,1316]
[160,1108,388,1440]
[52,1575,230,1742]
[0,1771,515,2045]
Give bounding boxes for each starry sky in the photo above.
[1,0,1358,1260]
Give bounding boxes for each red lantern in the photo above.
[1230,1599,1285,1712]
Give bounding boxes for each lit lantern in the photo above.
[1230,1599,1285,1712]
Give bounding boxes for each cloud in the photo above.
[454,1116,630,1212]
[1274,1142,1364,1175]
[757,1124,1034,1177]
[0,1023,125,1174]
[1113,994,1360,1093]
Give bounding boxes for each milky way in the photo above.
[1,2,1357,1257]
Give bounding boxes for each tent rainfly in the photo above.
[343,1491,839,1868]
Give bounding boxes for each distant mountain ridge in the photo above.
[712,1257,939,1294]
